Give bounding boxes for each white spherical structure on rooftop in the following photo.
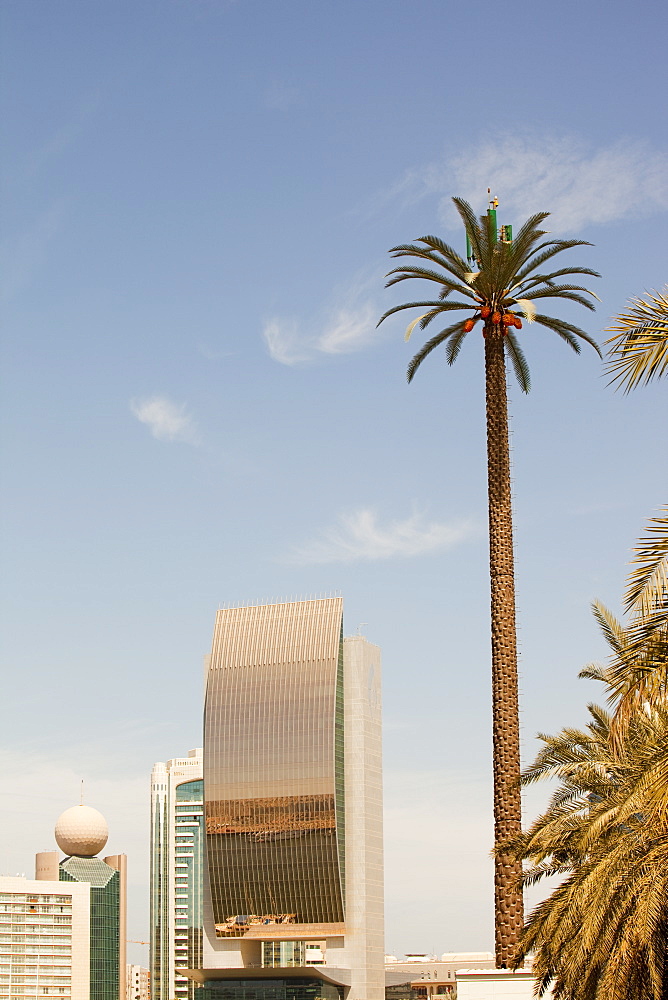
[55,805,108,857]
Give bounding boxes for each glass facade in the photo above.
[59,858,119,1000]
[260,942,324,968]
[205,600,346,935]
[151,752,204,1000]
[151,785,168,1000]
[0,892,74,998]
[201,979,342,1000]
[174,779,204,999]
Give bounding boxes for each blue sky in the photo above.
[1,0,667,965]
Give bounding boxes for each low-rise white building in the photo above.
[0,875,91,999]
[385,955,553,1000]
[126,963,150,1000]
[385,954,497,999]
[456,968,554,1000]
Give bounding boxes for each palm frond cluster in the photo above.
[377,197,601,390]
[510,509,668,1000]
[605,286,668,392]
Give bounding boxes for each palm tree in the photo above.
[511,603,668,1000]
[599,507,668,739]
[378,198,600,966]
[604,286,668,392]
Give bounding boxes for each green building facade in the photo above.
[59,856,120,1000]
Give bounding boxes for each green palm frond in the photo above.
[604,286,668,392]
[451,197,485,265]
[445,327,468,365]
[388,245,469,282]
[389,237,472,280]
[381,197,599,389]
[513,239,595,283]
[520,265,601,289]
[406,321,465,383]
[503,332,531,394]
[417,234,470,273]
[376,300,444,326]
[518,285,599,311]
[533,313,602,356]
[385,264,472,291]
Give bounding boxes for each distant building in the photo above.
[35,803,127,1000]
[456,968,550,1000]
[384,954,496,1000]
[150,748,204,1000]
[0,875,91,999]
[185,598,385,1000]
[126,963,150,1000]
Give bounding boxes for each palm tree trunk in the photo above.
[484,323,525,967]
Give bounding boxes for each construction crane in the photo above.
[127,939,149,946]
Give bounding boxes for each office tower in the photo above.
[150,748,204,1000]
[0,875,91,999]
[34,804,127,1000]
[188,598,384,1000]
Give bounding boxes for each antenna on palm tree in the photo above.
[488,188,499,244]
[467,190,504,265]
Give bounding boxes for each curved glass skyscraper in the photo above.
[188,598,384,1000]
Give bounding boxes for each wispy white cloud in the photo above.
[130,395,198,444]
[440,135,668,232]
[262,319,313,365]
[289,508,474,564]
[317,303,378,355]
[262,275,382,366]
[372,134,668,234]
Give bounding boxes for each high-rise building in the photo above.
[186,598,384,1000]
[0,875,91,999]
[150,748,204,1000]
[36,804,127,1000]
[0,805,125,1000]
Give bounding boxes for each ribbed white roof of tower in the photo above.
[55,804,109,857]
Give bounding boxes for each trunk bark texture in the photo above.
[484,324,525,967]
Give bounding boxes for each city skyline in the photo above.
[2,0,667,971]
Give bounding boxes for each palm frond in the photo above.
[415,234,470,274]
[513,239,595,283]
[625,507,668,615]
[534,313,602,356]
[604,286,668,392]
[451,197,485,267]
[389,244,469,282]
[406,321,464,383]
[519,285,598,311]
[385,264,473,292]
[518,265,601,289]
[503,332,531,394]
[445,327,468,365]
[377,300,444,327]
